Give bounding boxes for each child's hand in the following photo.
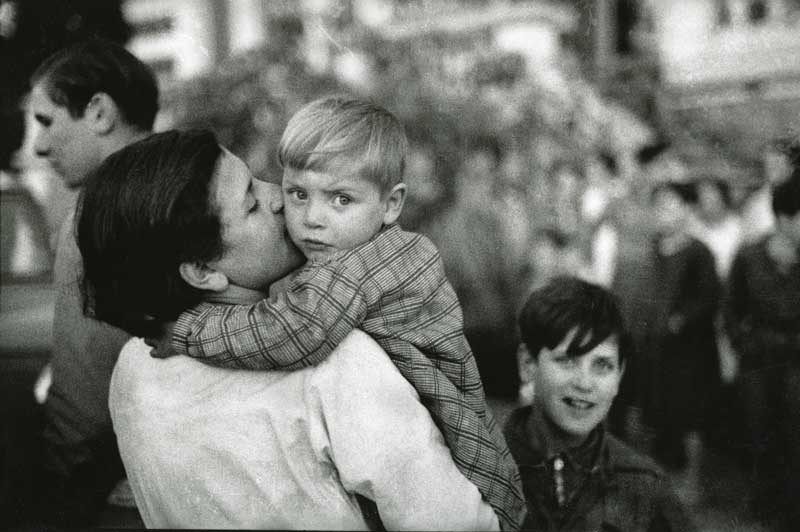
[146,321,178,359]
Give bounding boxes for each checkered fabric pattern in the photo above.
[172,224,525,530]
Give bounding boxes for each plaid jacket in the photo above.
[172,224,525,530]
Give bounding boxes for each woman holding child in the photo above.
[77,128,500,529]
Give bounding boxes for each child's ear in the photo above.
[179,261,229,292]
[382,183,407,225]
[85,92,119,135]
[517,343,537,384]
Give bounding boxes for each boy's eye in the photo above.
[333,194,351,206]
[553,355,575,367]
[595,359,617,372]
[248,200,260,213]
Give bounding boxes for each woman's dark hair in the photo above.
[31,39,159,132]
[518,276,627,364]
[77,129,223,337]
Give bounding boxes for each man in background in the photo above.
[726,170,800,530]
[27,39,158,526]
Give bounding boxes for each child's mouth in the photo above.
[563,397,594,410]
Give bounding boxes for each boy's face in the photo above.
[282,167,405,261]
[29,83,101,189]
[520,329,623,446]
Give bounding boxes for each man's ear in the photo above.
[382,183,407,225]
[84,92,119,135]
[517,343,537,384]
[179,261,229,292]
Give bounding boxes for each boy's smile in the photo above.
[282,167,405,261]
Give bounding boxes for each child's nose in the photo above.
[303,200,325,227]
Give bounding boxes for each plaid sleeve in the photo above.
[170,225,417,370]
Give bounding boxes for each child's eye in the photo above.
[334,194,351,206]
[553,355,574,367]
[249,200,260,213]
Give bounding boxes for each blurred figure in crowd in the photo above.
[580,151,625,288]
[690,176,742,281]
[687,176,743,452]
[27,39,158,526]
[424,136,522,399]
[725,170,800,530]
[739,137,798,244]
[505,276,694,531]
[642,182,720,471]
[606,141,675,449]
[524,227,583,294]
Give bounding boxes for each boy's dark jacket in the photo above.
[504,406,695,532]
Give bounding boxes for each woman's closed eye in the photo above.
[285,188,307,201]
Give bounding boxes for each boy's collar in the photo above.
[526,403,601,469]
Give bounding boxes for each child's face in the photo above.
[521,329,623,446]
[282,167,405,261]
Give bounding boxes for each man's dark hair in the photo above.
[77,130,223,337]
[31,39,159,131]
[772,170,800,218]
[518,276,626,363]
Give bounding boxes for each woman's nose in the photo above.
[33,132,49,157]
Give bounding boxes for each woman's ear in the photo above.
[382,183,407,225]
[179,261,229,292]
[85,92,119,135]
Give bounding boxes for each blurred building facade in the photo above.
[595,0,800,175]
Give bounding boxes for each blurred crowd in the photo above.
[2,1,800,530]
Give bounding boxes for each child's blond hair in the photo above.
[278,96,408,194]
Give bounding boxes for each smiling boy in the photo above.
[505,277,693,531]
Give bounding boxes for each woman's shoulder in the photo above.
[310,330,414,396]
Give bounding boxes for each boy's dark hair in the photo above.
[31,39,159,132]
[77,129,223,338]
[278,96,407,194]
[518,276,626,363]
[772,170,800,217]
